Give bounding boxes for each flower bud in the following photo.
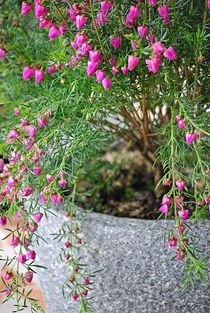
[24,271,33,283]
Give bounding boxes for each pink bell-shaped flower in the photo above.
[137,25,149,39]
[163,47,177,60]
[35,69,45,83]
[95,70,106,83]
[110,35,121,49]
[21,2,33,16]
[128,55,140,71]
[76,15,88,30]
[48,26,61,39]
[185,132,196,144]
[22,66,35,80]
[102,77,112,90]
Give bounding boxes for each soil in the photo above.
[77,140,165,219]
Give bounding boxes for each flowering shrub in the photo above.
[0,0,210,312]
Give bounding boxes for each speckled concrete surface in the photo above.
[37,211,210,313]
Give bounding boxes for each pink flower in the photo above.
[102,77,112,90]
[204,196,210,204]
[37,117,47,128]
[46,174,54,183]
[101,1,113,14]
[0,216,7,226]
[27,125,37,138]
[34,4,48,19]
[145,58,161,73]
[39,19,52,28]
[82,290,88,297]
[0,47,6,58]
[175,116,181,123]
[17,254,27,264]
[21,2,33,16]
[48,65,56,75]
[81,42,93,55]
[112,66,119,75]
[59,26,67,35]
[28,222,38,233]
[89,50,102,63]
[137,25,149,38]
[178,120,185,129]
[50,193,58,204]
[125,5,141,27]
[149,0,157,6]
[76,15,88,30]
[95,70,106,83]
[128,55,140,71]
[163,47,177,60]
[208,0,210,9]
[175,179,186,191]
[27,250,36,260]
[22,66,35,80]
[167,236,177,247]
[110,35,121,49]
[21,118,28,126]
[86,61,99,76]
[158,5,169,25]
[48,26,61,39]
[64,242,71,248]
[7,176,17,188]
[19,186,33,197]
[40,193,47,205]
[121,66,128,75]
[33,212,44,223]
[35,69,45,83]
[2,272,13,281]
[178,209,190,220]
[162,196,172,206]
[58,196,64,204]
[185,132,196,144]
[58,179,67,189]
[55,64,62,71]
[15,108,20,116]
[11,236,19,247]
[58,171,65,179]
[152,42,165,54]
[24,272,33,283]
[33,165,42,176]
[96,12,109,27]
[72,293,79,301]
[159,204,169,214]
[75,33,88,47]
[7,129,20,143]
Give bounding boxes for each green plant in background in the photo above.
[0,0,209,312]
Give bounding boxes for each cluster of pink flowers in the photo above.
[0,108,72,299]
[22,64,63,83]
[0,205,44,296]
[175,116,202,145]
[19,1,178,88]
[22,66,44,83]
[0,110,51,206]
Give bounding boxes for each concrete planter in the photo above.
[37,211,210,313]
